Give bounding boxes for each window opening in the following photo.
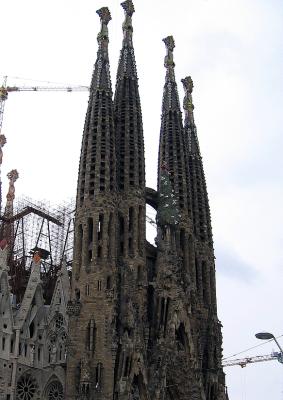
[97,214,104,240]
[106,276,111,290]
[88,218,93,244]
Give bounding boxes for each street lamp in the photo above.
[255,332,283,364]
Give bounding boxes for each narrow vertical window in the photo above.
[138,206,143,254]
[97,214,104,240]
[2,337,5,351]
[160,298,165,327]
[195,257,199,290]
[202,261,207,302]
[180,229,185,252]
[88,250,93,264]
[123,356,130,377]
[128,237,133,254]
[106,276,111,290]
[88,218,93,244]
[96,362,103,387]
[137,265,142,283]
[129,207,134,232]
[108,213,113,258]
[97,246,102,258]
[164,298,170,334]
[78,224,83,255]
[119,214,124,256]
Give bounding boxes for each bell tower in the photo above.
[65,7,118,399]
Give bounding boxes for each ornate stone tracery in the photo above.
[16,374,39,400]
[45,381,64,400]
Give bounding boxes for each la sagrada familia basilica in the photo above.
[0,1,229,399]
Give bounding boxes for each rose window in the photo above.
[46,381,63,400]
[16,374,38,400]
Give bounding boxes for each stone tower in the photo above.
[66,2,228,400]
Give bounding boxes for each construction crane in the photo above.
[222,351,283,368]
[0,76,89,132]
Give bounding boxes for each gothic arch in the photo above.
[43,376,64,400]
[129,373,148,400]
[16,372,40,400]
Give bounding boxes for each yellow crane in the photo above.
[222,351,283,368]
[0,76,89,133]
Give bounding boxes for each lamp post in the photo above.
[255,332,283,364]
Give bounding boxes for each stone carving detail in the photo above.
[63,3,227,399]
[46,381,64,400]
[16,374,39,400]
[96,7,111,48]
[0,134,6,166]
[163,36,175,68]
[121,0,135,44]
[5,169,19,207]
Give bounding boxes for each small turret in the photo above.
[158,37,189,215]
[114,0,145,192]
[77,7,116,208]
[182,77,213,245]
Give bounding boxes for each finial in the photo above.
[96,7,111,25]
[163,36,175,69]
[7,169,19,186]
[182,76,200,155]
[121,0,135,45]
[182,76,194,95]
[121,0,135,16]
[181,76,194,114]
[6,169,18,204]
[96,7,111,56]
[182,76,195,114]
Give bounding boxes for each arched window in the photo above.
[95,362,103,388]
[45,380,64,400]
[16,374,38,400]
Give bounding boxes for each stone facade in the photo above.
[0,245,70,399]
[0,1,228,399]
[66,2,228,400]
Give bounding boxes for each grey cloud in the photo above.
[215,246,259,283]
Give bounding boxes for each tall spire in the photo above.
[182,77,212,244]
[0,134,7,214]
[162,36,181,112]
[66,8,119,398]
[77,7,116,207]
[114,0,145,191]
[121,0,135,46]
[158,36,188,213]
[182,76,201,156]
[91,7,112,91]
[1,169,19,249]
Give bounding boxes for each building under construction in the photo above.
[0,192,74,304]
[0,156,74,399]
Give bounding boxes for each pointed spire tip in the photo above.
[163,36,175,51]
[121,0,135,16]
[163,36,175,69]
[96,7,112,25]
[182,76,194,94]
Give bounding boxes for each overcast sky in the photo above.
[1,0,283,398]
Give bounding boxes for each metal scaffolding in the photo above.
[0,196,75,303]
